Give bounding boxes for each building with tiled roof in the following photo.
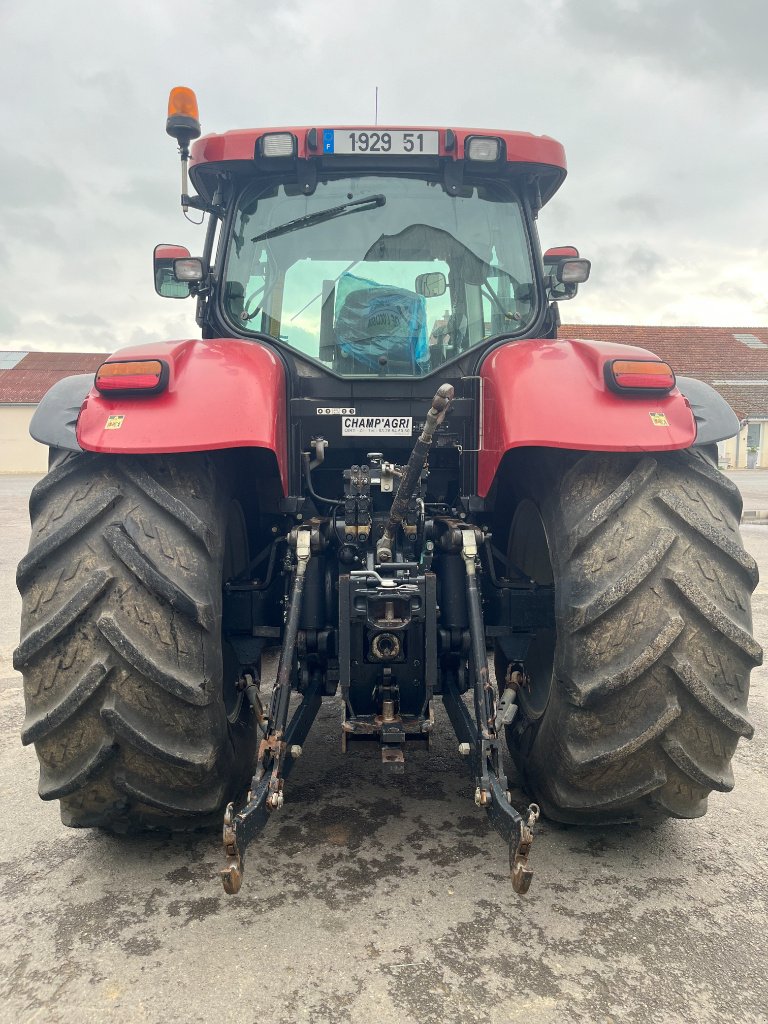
[0,351,108,403]
[560,326,768,468]
[1,330,767,471]
[561,326,768,420]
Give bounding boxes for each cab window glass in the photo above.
[224,176,535,376]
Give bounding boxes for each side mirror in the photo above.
[543,246,591,302]
[415,271,447,298]
[153,244,204,299]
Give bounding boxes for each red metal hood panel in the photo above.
[77,339,288,493]
[478,337,696,497]
[192,127,566,170]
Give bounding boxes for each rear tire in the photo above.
[499,448,761,823]
[15,450,256,832]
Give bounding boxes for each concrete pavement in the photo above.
[1,474,767,1023]
[724,470,768,523]
[723,469,768,512]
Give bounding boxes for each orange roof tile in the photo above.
[0,351,108,404]
[560,325,768,420]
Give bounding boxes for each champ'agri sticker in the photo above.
[105,415,125,430]
[342,415,412,437]
[649,412,669,427]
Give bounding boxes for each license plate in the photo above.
[323,129,439,156]
[342,415,413,436]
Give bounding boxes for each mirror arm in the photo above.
[182,194,213,213]
[549,301,561,333]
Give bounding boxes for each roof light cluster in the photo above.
[261,133,296,157]
[465,136,501,162]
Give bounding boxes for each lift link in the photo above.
[460,528,499,804]
[260,528,312,810]
[221,527,318,895]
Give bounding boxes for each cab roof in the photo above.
[189,126,567,205]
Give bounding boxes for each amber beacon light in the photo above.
[166,87,200,139]
[166,86,201,212]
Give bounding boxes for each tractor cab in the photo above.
[158,88,589,380]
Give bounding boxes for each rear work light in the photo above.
[558,258,591,284]
[95,359,168,395]
[607,359,676,393]
[261,133,296,157]
[173,258,204,281]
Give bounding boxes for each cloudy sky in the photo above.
[1,0,766,353]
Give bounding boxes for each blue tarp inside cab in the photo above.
[334,273,429,373]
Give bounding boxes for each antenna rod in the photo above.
[375,86,378,126]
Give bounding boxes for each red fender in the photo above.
[77,339,288,494]
[478,337,696,496]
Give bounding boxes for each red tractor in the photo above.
[17,88,760,894]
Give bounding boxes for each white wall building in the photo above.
[0,351,108,473]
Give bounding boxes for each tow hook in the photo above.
[511,803,540,894]
[221,803,243,894]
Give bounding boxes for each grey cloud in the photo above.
[128,325,170,346]
[561,0,768,89]
[113,176,177,218]
[626,246,666,276]
[1,210,66,247]
[616,194,664,221]
[58,313,110,328]
[587,245,666,287]
[714,281,756,303]
[0,305,21,336]
[0,151,76,211]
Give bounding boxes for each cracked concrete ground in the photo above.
[1,473,767,1024]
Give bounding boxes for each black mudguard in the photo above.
[29,373,93,453]
[676,376,740,445]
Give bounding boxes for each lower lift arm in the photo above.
[221,527,321,894]
[441,527,539,894]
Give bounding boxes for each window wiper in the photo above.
[251,194,386,243]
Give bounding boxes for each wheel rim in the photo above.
[506,499,555,721]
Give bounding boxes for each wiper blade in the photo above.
[251,194,386,243]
